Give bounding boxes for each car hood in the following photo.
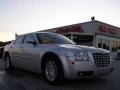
[58,44,109,53]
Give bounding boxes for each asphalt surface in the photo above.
[0,59,120,90]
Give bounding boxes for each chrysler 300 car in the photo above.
[3,32,113,84]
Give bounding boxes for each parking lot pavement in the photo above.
[0,59,120,90]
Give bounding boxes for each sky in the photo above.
[0,0,120,41]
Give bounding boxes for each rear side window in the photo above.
[14,36,25,44]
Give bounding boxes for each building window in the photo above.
[111,40,117,52]
[102,39,106,49]
[111,40,114,52]
[98,38,110,50]
[98,38,102,48]
[118,42,120,49]
[106,40,110,50]
[97,35,120,52]
[65,34,93,46]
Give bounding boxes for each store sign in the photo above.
[99,25,117,34]
[56,25,84,34]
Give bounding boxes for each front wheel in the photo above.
[43,57,64,85]
[4,55,14,72]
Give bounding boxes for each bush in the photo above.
[0,47,4,59]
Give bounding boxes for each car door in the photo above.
[11,35,25,67]
[21,34,41,71]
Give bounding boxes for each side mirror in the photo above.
[27,41,37,45]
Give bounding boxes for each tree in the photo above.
[0,41,11,47]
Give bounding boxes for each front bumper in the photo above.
[77,66,113,77]
[60,56,113,79]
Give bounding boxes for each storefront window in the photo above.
[115,41,117,51]
[97,35,120,52]
[102,39,106,49]
[111,40,114,51]
[111,40,117,52]
[98,38,110,50]
[98,38,102,48]
[116,41,118,51]
[118,42,120,49]
[65,35,93,46]
[106,40,110,50]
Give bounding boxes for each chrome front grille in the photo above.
[92,53,110,67]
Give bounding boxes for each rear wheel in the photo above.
[43,56,64,85]
[4,55,14,72]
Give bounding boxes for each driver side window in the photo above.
[24,34,36,44]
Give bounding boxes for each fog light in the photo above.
[78,71,93,76]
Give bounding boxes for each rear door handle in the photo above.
[20,47,23,48]
[20,46,24,52]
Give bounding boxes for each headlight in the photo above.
[74,51,89,61]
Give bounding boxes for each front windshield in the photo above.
[36,33,75,44]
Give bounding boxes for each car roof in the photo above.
[16,32,58,38]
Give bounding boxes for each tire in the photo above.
[42,56,64,85]
[4,55,14,72]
